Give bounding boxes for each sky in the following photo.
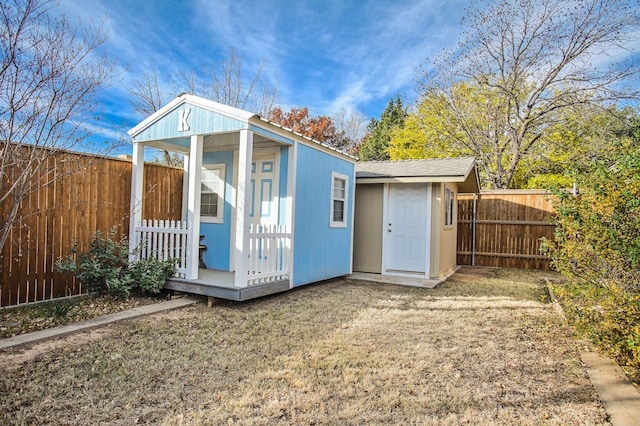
[55,0,471,154]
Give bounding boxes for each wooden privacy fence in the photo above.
[457,190,556,270]
[1,148,183,307]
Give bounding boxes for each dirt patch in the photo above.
[0,294,166,338]
[0,327,115,371]
[0,269,608,425]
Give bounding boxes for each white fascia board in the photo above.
[356,176,467,184]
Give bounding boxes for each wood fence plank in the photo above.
[457,191,555,270]
[0,149,184,307]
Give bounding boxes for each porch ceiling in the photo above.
[141,131,282,154]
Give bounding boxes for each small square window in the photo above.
[445,187,455,227]
[330,172,348,228]
[201,164,225,223]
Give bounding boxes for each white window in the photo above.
[445,187,455,227]
[330,172,348,228]
[201,164,225,223]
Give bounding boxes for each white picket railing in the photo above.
[247,224,290,286]
[133,219,188,278]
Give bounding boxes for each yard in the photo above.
[0,268,608,425]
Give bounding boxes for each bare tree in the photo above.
[129,64,165,118]
[128,65,182,166]
[129,48,278,165]
[332,106,367,154]
[419,0,640,188]
[0,0,114,255]
[201,48,277,117]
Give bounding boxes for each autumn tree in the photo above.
[407,0,639,188]
[358,96,407,161]
[0,0,114,256]
[267,106,350,151]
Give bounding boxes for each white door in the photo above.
[249,155,278,226]
[386,184,429,273]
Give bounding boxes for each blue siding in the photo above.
[293,144,354,286]
[200,151,234,270]
[135,103,246,142]
[278,147,289,226]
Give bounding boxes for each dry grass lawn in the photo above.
[0,267,608,425]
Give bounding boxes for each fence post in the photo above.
[472,193,477,267]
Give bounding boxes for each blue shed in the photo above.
[128,94,355,301]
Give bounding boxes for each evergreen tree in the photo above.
[358,96,406,161]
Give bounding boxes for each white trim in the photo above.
[128,94,255,138]
[185,135,203,280]
[200,163,225,224]
[181,154,189,222]
[329,171,349,228]
[444,186,455,228]
[234,129,253,287]
[288,141,298,288]
[425,183,433,278]
[380,183,390,274]
[129,143,145,262]
[229,150,239,271]
[357,176,467,184]
[349,165,356,274]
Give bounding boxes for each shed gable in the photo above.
[131,102,248,143]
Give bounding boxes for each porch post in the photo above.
[234,129,253,287]
[129,142,145,262]
[185,135,203,280]
[181,154,189,222]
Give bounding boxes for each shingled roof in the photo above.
[356,157,480,193]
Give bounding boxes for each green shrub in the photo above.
[56,229,177,299]
[129,255,177,295]
[56,229,131,298]
[543,126,640,379]
[552,282,640,379]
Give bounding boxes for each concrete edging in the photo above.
[0,295,203,351]
[546,280,640,426]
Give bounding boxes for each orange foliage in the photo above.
[268,106,339,144]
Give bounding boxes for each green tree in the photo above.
[522,106,637,188]
[390,84,637,188]
[543,117,640,373]
[410,0,639,188]
[358,96,407,161]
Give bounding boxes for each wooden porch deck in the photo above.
[165,269,290,302]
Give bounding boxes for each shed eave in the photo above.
[252,116,357,162]
[356,176,468,184]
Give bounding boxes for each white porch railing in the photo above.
[247,224,290,286]
[133,219,188,278]
[131,220,290,286]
